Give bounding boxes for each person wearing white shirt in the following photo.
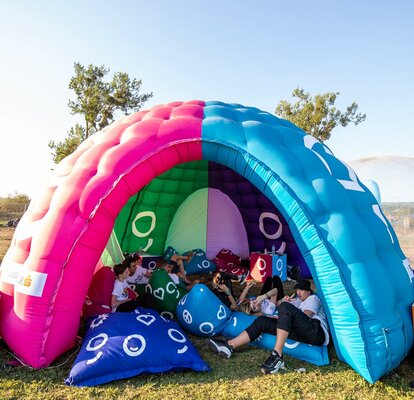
[111,264,153,312]
[208,278,329,375]
[124,254,153,286]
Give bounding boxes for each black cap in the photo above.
[294,278,312,292]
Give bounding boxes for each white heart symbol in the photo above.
[136,314,156,326]
[217,305,227,320]
[154,287,165,300]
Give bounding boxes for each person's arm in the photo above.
[111,294,128,309]
[238,281,255,303]
[252,287,278,307]
[218,283,238,310]
[303,309,315,317]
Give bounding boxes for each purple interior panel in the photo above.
[208,162,309,277]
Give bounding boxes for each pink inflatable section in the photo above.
[0,101,205,367]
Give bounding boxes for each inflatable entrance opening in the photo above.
[0,100,412,383]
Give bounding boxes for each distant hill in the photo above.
[349,156,414,203]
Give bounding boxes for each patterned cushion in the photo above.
[146,269,187,318]
[176,284,231,336]
[66,309,209,386]
[182,249,216,275]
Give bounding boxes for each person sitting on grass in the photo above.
[157,259,200,291]
[111,263,154,312]
[207,278,329,374]
[210,271,250,310]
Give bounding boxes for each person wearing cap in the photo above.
[207,278,329,374]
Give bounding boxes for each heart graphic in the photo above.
[217,305,227,320]
[153,287,165,300]
[136,314,156,326]
[179,294,188,306]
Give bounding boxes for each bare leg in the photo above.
[174,259,191,282]
[228,331,251,349]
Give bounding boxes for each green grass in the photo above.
[1,334,414,400]
[1,218,414,399]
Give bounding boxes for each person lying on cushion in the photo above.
[157,259,200,291]
[207,278,329,374]
[124,254,153,286]
[111,264,154,312]
[240,275,285,317]
[164,247,194,278]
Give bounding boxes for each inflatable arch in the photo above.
[0,100,412,382]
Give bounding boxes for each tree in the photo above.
[6,192,30,203]
[275,88,366,142]
[49,62,153,163]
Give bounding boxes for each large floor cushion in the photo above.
[182,249,216,275]
[223,311,329,366]
[214,249,246,276]
[146,269,187,318]
[66,309,209,386]
[177,284,231,336]
[83,266,114,318]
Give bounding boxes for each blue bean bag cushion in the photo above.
[163,245,178,263]
[66,308,209,387]
[176,284,231,336]
[182,249,217,275]
[223,311,329,366]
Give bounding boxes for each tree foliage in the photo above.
[6,192,30,203]
[275,88,366,142]
[49,62,153,163]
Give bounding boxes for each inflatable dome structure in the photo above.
[0,100,412,383]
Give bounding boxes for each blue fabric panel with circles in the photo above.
[223,312,329,366]
[176,284,232,336]
[182,249,217,275]
[201,101,413,383]
[66,309,209,386]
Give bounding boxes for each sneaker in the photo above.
[207,338,233,359]
[261,350,285,374]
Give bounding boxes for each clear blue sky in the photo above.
[1,0,413,197]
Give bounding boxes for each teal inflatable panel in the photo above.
[201,101,413,383]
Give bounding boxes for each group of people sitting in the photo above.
[109,249,330,375]
[111,250,199,312]
[208,276,329,374]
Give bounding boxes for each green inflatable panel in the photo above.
[100,229,124,267]
[114,161,208,255]
[146,269,187,318]
[165,188,208,254]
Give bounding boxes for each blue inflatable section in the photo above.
[223,312,329,366]
[177,284,232,336]
[201,101,414,383]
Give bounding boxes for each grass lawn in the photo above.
[1,226,414,399]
